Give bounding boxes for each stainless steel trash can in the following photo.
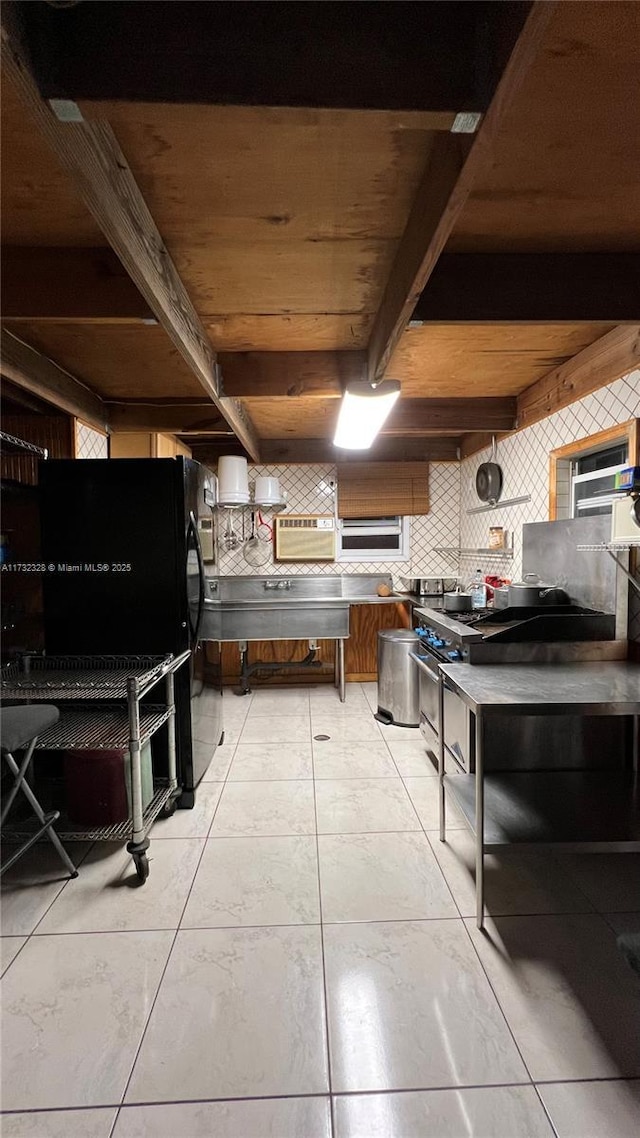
[375,628,420,728]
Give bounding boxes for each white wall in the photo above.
[459,371,640,640]
[217,460,460,586]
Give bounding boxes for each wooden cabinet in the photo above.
[344,603,406,681]
[109,432,192,459]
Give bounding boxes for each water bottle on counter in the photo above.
[469,569,487,610]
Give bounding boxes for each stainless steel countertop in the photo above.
[439,661,640,716]
[204,594,407,610]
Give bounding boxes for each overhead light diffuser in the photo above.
[333,381,401,450]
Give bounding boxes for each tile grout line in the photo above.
[377,722,462,914]
[532,1082,561,1138]
[374,706,539,1090]
[4,1074,640,1121]
[111,706,241,1132]
[310,686,336,1138]
[7,904,620,942]
[5,839,97,964]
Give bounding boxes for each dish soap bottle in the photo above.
[470,569,487,610]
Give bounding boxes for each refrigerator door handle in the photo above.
[187,511,206,645]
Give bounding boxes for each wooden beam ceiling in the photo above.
[107,403,232,435]
[218,352,365,399]
[18,1,510,113]
[458,323,640,457]
[106,397,517,437]
[367,1,556,384]
[517,324,640,431]
[190,437,461,466]
[0,17,260,460]
[2,247,153,323]
[0,328,108,431]
[384,398,516,435]
[8,248,638,329]
[413,254,640,324]
[448,1,640,254]
[386,323,617,397]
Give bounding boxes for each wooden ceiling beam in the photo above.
[18,1,502,114]
[218,351,366,399]
[517,324,640,431]
[107,402,231,435]
[107,395,517,436]
[1,247,153,323]
[413,254,640,324]
[0,328,108,431]
[367,1,556,383]
[384,397,517,435]
[252,438,460,465]
[0,19,260,461]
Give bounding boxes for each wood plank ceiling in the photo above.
[1,1,639,464]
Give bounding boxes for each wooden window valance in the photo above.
[337,462,429,518]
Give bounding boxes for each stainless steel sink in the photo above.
[200,573,398,642]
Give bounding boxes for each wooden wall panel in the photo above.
[387,323,617,395]
[0,414,74,484]
[344,604,403,680]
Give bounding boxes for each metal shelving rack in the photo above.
[1,650,190,881]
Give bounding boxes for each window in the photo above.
[337,516,410,562]
[549,421,638,521]
[571,443,628,518]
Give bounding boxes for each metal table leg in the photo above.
[438,671,446,841]
[475,709,485,929]
[338,638,346,703]
[126,676,150,883]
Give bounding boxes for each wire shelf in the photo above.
[30,705,172,750]
[3,784,174,844]
[577,542,639,552]
[0,430,48,459]
[435,547,514,558]
[0,654,174,700]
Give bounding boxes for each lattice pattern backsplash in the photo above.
[458,372,640,586]
[76,422,108,459]
[218,461,461,585]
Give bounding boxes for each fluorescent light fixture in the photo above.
[333,381,401,450]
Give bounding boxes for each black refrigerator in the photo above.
[39,457,223,807]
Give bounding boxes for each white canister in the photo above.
[254,475,281,504]
[217,456,250,504]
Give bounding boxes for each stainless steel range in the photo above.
[412,604,616,666]
[410,604,630,775]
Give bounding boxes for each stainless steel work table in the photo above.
[436,661,640,928]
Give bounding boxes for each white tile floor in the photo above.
[2,682,639,1137]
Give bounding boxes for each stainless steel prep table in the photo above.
[437,661,640,928]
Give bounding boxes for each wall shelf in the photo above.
[435,547,514,559]
[466,495,531,516]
